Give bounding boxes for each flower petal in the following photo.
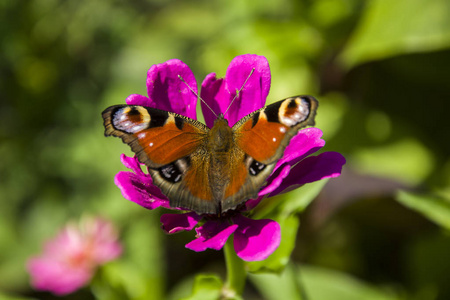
[115,155,171,210]
[200,73,223,127]
[27,257,92,295]
[84,217,122,264]
[27,217,121,296]
[114,171,170,210]
[233,214,281,261]
[185,221,238,252]
[125,93,154,107]
[269,151,346,196]
[146,59,198,119]
[200,54,271,127]
[161,212,202,234]
[243,163,291,211]
[274,128,325,171]
[259,164,291,197]
[120,154,144,175]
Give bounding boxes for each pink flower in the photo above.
[27,217,122,295]
[114,54,345,261]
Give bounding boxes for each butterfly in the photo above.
[102,95,318,215]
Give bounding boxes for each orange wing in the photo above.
[102,105,208,168]
[233,96,318,165]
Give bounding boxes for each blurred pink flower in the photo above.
[27,216,122,295]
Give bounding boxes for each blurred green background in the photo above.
[1,0,450,299]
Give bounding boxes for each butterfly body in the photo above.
[103,96,318,215]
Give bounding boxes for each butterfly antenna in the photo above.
[223,68,255,117]
[178,75,218,118]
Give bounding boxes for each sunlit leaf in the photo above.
[340,0,450,68]
[396,190,450,230]
[300,265,401,300]
[352,138,434,185]
[249,264,304,300]
[182,274,225,300]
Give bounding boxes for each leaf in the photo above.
[352,138,434,185]
[248,179,329,273]
[299,265,401,300]
[249,264,305,300]
[279,179,329,215]
[396,190,450,230]
[254,179,329,219]
[340,0,450,68]
[181,274,226,300]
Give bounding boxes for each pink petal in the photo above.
[85,218,122,264]
[27,217,122,295]
[161,212,202,234]
[200,73,224,128]
[185,221,238,252]
[233,214,281,261]
[244,195,266,211]
[259,164,291,197]
[27,257,92,295]
[125,94,155,107]
[146,59,198,119]
[114,171,170,210]
[200,54,271,127]
[243,164,291,211]
[274,128,325,171]
[269,151,346,196]
[120,154,144,175]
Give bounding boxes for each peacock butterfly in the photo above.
[102,94,318,215]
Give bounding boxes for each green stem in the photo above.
[223,237,246,297]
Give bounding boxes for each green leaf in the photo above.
[249,264,305,300]
[247,214,299,273]
[248,179,329,273]
[300,265,401,300]
[340,0,450,68]
[254,179,329,219]
[396,190,450,230]
[352,138,434,185]
[279,179,329,215]
[181,274,228,300]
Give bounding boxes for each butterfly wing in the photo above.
[102,105,219,213]
[220,96,318,210]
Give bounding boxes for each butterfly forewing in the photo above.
[233,96,318,165]
[103,105,208,168]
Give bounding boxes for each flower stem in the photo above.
[223,237,246,297]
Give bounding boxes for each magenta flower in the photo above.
[27,217,122,295]
[114,54,345,261]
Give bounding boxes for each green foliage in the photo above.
[2,0,450,299]
[396,190,450,231]
[181,274,225,300]
[251,264,401,300]
[249,180,328,273]
[340,0,450,67]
